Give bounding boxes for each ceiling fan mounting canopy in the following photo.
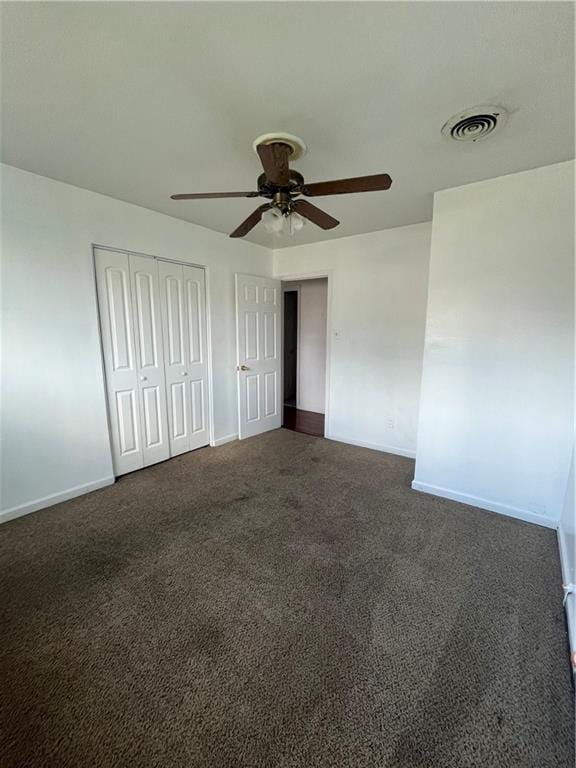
[252,132,307,161]
[170,133,393,238]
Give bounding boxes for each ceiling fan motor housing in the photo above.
[256,171,304,208]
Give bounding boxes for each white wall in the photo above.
[0,164,272,520]
[274,223,431,457]
[413,160,574,528]
[283,278,327,414]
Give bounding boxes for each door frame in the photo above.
[281,284,301,408]
[279,271,333,437]
[91,244,217,469]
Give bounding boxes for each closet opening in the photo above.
[282,277,328,438]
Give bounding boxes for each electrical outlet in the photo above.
[386,417,394,430]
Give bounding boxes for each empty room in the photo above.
[0,2,574,766]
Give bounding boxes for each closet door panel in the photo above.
[165,276,186,366]
[129,254,170,466]
[190,379,205,433]
[186,277,203,363]
[133,272,157,368]
[183,265,210,450]
[142,385,162,447]
[95,248,144,475]
[116,389,140,455]
[106,268,132,371]
[159,261,191,456]
[170,380,188,439]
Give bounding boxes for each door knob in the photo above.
[140,376,147,381]
[182,371,188,376]
[237,365,250,371]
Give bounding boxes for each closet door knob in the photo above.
[140,376,147,381]
[182,372,188,376]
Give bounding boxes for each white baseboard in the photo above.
[411,480,558,529]
[565,597,576,675]
[557,526,576,673]
[326,434,416,459]
[558,525,574,586]
[212,433,238,447]
[0,476,115,525]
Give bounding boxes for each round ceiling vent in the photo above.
[441,105,508,142]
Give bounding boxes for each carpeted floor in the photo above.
[0,429,573,767]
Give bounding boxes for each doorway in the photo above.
[282,278,328,437]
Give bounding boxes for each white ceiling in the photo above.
[1,2,574,248]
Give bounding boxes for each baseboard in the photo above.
[565,596,576,675]
[557,526,576,673]
[411,480,558,529]
[326,434,416,459]
[212,433,238,447]
[0,476,115,525]
[558,525,574,586]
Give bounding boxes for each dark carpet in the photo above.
[0,429,573,767]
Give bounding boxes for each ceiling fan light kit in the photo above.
[262,207,306,236]
[262,207,284,234]
[170,132,393,238]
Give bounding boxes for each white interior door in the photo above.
[235,274,282,439]
[129,254,170,466]
[159,261,209,455]
[95,248,145,475]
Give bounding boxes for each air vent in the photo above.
[442,105,508,142]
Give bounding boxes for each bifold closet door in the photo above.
[95,248,169,475]
[159,261,210,456]
[129,253,170,467]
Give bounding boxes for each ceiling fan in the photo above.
[170,133,392,238]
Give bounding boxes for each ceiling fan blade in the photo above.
[171,191,259,200]
[293,200,339,230]
[229,204,272,238]
[300,173,392,197]
[256,142,291,186]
